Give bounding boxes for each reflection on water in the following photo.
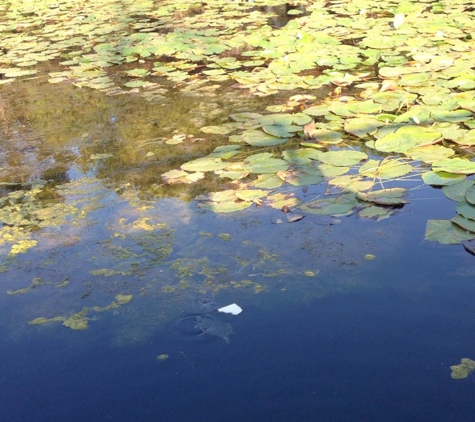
[1,74,475,421]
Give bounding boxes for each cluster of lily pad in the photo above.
[3,0,475,247]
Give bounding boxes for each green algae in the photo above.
[90,268,128,277]
[156,354,169,362]
[92,294,133,311]
[451,358,475,379]
[63,308,90,331]
[29,316,66,326]
[7,277,50,295]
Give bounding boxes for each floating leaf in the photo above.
[161,169,205,184]
[405,145,454,163]
[198,200,252,213]
[452,130,475,146]
[358,206,392,221]
[443,180,474,202]
[452,215,475,233]
[318,150,368,167]
[328,175,375,192]
[262,125,297,138]
[276,168,324,187]
[266,193,301,210]
[244,153,289,174]
[425,220,475,244]
[431,109,473,122]
[344,118,384,138]
[359,158,413,179]
[250,174,284,189]
[235,189,268,202]
[432,158,475,175]
[465,185,475,205]
[422,171,466,186]
[356,188,408,206]
[299,193,357,216]
[374,126,442,153]
[241,130,288,146]
[456,201,475,220]
[181,157,227,172]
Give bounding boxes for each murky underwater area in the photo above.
[2,76,475,422]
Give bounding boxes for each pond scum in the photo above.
[2,0,475,360]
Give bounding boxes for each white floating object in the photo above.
[218,303,242,315]
[393,13,405,29]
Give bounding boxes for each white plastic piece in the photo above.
[218,303,243,315]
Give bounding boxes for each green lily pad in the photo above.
[456,201,475,220]
[421,171,466,186]
[181,157,227,172]
[328,175,375,192]
[317,150,368,167]
[452,215,475,233]
[198,200,252,213]
[359,158,413,179]
[358,206,393,221]
[276,167,324,187]
[425,219,475,244]
[344,118,384,138]
[431,109,473,122]
[432,158,475,175]
[356,188,408,206]
[235,189,268,202]
[244,153,289,174]
[394,106,432,124]
[443,180,474,202]
[161,169,205,184]
[406,144,454,163]
[241,130,288,146]
[250,174,284,189]
[374,126,442,153]
[452,130,475,146]
[262,125,297,138]
[465,185,475,205]
[299,193,357,216]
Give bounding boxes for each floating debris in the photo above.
[218,303,243,315]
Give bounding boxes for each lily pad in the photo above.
[359,158,413,180]
[241,130,288,146]
[374,126,442,153]
[356,188,408,206]
[299,193,357,216]
[317,150,368,167]
[344,118,384,138]
[422,171,466,186]
[181,157,227,172]
[443,180,474,202]
[425,219,475,244]
[432,158,475,175]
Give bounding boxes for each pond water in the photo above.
[3,0,475,419]
[1,76,475,422]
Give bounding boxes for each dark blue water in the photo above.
[2,183,475,421]
[2,259,475,422]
